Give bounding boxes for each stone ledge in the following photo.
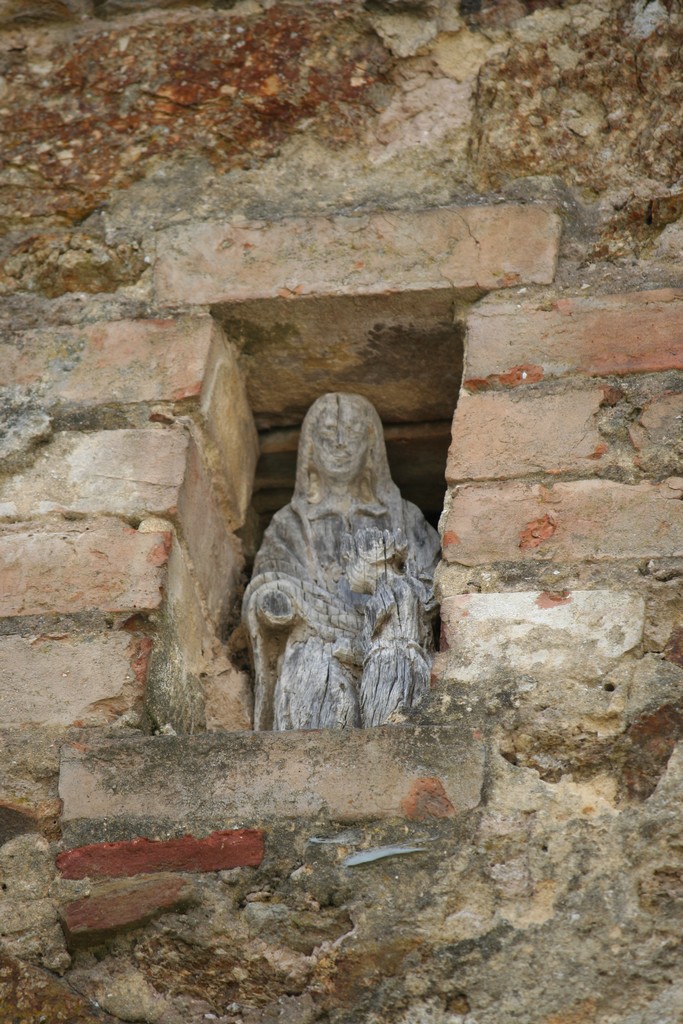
[59,726,485,845]
[154,205,561,305]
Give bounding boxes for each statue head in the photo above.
[294,393,399,507]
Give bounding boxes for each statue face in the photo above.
[312,395,370,485]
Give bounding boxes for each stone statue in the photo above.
[243,393,440,731]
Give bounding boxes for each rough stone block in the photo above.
[154,205,561,304]
[446,388,604,482]
[440,591,645,682]
[0,0,91,24]
[0,633,145,728]
[59,727,485,842]
[464,289,683,389]
[59,874,198,949]
[0,729,65,843]
[0,519,170,617]
[177,434,244,626]
[442,478,683,565]
[197,328,259,528]
[0,428,188,520]
[57,829,265,879]
[0,951,101,1021]
[3,316,214,408]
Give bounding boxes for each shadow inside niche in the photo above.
[211,287,464,537]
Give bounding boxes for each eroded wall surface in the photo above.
[1,1,682,1021]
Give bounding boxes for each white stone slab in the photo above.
[441,590,645,682]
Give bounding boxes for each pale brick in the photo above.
[0,428,187,520]
[198,326,258,527]
[442,478,683,565]
[2,316,214,406]
[59,727,485,837]
[0,633,143,727]
[629,392,683,472]
[446,388,604,482]
[639,392,683,438]
[176,435,243,626]
[154,205,561,304]
[440,591,645,682]
[0,519,170,617]
[465,289,683,388]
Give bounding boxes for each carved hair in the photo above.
[293,393,401,509]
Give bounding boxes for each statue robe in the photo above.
[243,496,439,731]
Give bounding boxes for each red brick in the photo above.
[439,591,645,681]
[0,519,170,617]
[442,478,683,565]
[446,389,604,482]
[57,829,265,879]
[60,874,197,948]
[154,205,561,304]
[400,778,456,821]
[2,316,214,406]
[465,289,683,388]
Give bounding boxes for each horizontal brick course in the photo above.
[57,829,265,879]
[447,388,604,482]
[0,519,170,617]
[154,205,561,304]
[0,428,188,520]
[2,316,215,407]
[0,633,144,728]
[442,477,683,566]
[465,289,683,389]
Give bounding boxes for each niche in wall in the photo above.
[211,288,465,532]
[147,288,464,735]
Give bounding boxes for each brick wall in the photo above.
[1,1,683,1022]
[437,287,683,790]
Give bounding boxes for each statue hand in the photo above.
[256,587,297,627]
[333,637,363,667]
[354,527,408,565]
